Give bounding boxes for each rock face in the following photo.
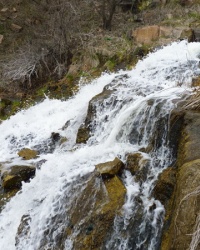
[153,167,176,208]
[160,111,200,250]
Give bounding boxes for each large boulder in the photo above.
[95,157,124,178]
[69,174,126,250]
[132,25,160,44]
[1,165,36,191]
[15,170,126,249]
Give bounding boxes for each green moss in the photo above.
[188,12,200,21]
[0,24,6,35]
[138,0,151,11]
[65,74,74,84]
[104,59,116,71]
[0,99,22,120]
[35,85,48,97]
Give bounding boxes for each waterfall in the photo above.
[0,41,200,250]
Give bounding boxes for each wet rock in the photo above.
[76,126,90,144]
[76,88,114,144]
[71,174,126,250]
[51,132,61,142]
[126,152,149,182]
[95,157,124,178]
[168,108,185,159]
[161,110,200,250]
[161,160,200,250]
[32,133,65,154]
[25,170,126,249]
[152,167,176,208]
[2,165,36,191]
[15,215,31,247]
[18,148,38,160]
[0,189,18,212]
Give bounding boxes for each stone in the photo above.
[70,174,126,249]
[192,76,200,87]
[15,215,31,247]
[179,28,195,42]
[159,26,173,38]
[18,148,38,160]
[152,167,176,208]
[76,87,115,144]
[1,8,8,13]
[172,27,185,40]
[76,126,90,144]
[11,23,22,32]
[95,157,124,178]
[2,165,36,191]
[132,25,160,44]
[193,28,200,42]
[0,34,3,44]
[51,132,61,142]
[126,152,149,182]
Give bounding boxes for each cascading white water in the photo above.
[0,41,200,250]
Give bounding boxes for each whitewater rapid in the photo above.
[0,41,200,250]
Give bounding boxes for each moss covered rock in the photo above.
[18,148,38,160]
[2,165,36,191]
[0,98,21,120]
